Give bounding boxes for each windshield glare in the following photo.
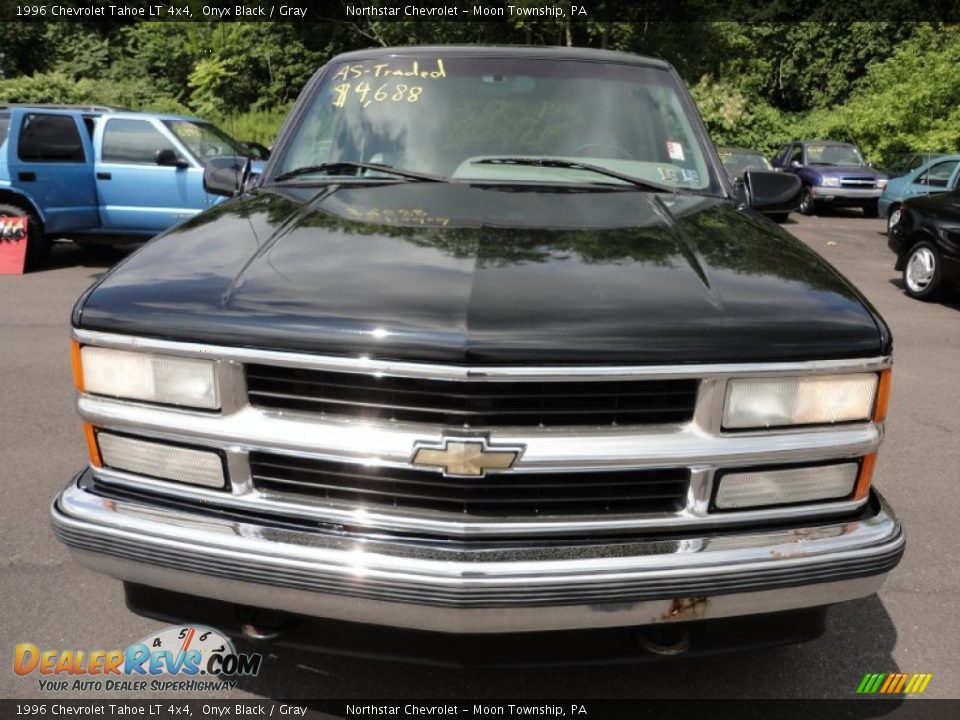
[164,120,246,161]
[275,55,717,192]
[806,143,865,166]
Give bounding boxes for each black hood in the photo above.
[76,182,888,364]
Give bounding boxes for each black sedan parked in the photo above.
[888,189,960,300]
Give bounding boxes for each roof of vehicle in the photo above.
[718,147,767,155]
[0,103,122,112]
[902,153,960,169]
[330,45,672,69]
[799,140,859,146]
[0,104,204,123]
[108,111,206,123]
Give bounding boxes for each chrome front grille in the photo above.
[840,177,877,188]
[250,452,690,517]
[72,329,891,538]
[245,364,699,427]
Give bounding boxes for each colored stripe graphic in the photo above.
[857,672,932,694]
[857,673,887,695]
[913,674,933,694]
[856,674,878,694]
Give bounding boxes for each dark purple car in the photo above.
[772,141,889,217]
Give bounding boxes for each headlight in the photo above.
[820,176,841,187]
[876,178,888,189]
[76,345,220,410]
[723,373,879,430]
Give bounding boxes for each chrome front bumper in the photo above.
[810,187,883,200]
[52,472,904,634]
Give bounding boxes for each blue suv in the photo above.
[0,105,265,268]
[772,140,888,218]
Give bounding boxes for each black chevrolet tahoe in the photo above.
[52,46,902,664]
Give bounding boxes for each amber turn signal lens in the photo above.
[873,369,892,422]
[854,453,877,500]
[83,423,102,468]
[71,341,84,392]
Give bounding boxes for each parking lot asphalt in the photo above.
[2,211,958,701]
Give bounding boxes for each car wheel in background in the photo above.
[798,188,817,215]
[863,200,880,218]
[887,205,902,237]
[0,202,49,271]
[903,241,942,301]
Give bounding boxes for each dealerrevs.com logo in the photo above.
[14,625,262,692]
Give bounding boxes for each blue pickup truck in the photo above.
[0,105,266,269]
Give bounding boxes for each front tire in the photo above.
[0,202,48,270]
[903,241,943,301]
[887,204,902,238]
[798,187,817,216]
[863,200,880,218]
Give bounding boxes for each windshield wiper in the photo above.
[470,157,676,192]
[273,162,449,184]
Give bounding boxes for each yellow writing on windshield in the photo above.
[332,59,446,82]
[331,59,445,109]
[333,82,422,108]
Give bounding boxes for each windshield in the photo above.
[805,143,865,167]
[719,151,772,176]
[274,55,718,192]
[164,120,247,162]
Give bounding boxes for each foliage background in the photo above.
[1,19,958,164]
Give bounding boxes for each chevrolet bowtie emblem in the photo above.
[411,438,523,477]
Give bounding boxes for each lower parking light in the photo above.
[715,462,859,510]
[96,432,226,489]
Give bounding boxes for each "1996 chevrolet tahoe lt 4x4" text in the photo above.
[52,46,903,663]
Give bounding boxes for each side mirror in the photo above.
[744,170,802,213]
[203,156,249,197]
[155,148,189,168]
[790,160,802,169]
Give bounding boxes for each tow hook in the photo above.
[241,623,283,641]
[237,607,291,641]
[635,626,691,657]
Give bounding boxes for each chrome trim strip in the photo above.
[89,465,868,536]
[810,187,882,199]
[78,395,882,471]
[73,329,892,381]
[52,477,904,632]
